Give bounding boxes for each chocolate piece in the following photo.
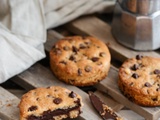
[85,66,92,72]
[156,88,160,91]
[78,68,82,76]
[91,57,99,62]
[131,64,139,71]
[72,46,78,53]
[132,73,139,79]
[144,82,152,87]
[27,102,81,120]
[99,52,106,57]
[136,55,143,60]
[28,106,38,112]
[154,69,160,74]
[69,55,76,61]
[69,91,77,98]
[84,41,90,45]
[53,98,62,104]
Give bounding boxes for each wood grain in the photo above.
[66,16,160,62]
[0,87,19,120]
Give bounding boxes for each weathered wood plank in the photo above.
[66,16,160,62]
[94,91,124,111]
[118,110,144,120]
[95,66,160,120]
[0,87,19,120]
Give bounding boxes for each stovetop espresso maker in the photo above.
[112,0,160,50]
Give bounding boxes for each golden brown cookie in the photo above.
[118,55,160,106]
[19,86,83,120]
[50,36,111,86]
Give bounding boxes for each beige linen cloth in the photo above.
[0,0,115,83]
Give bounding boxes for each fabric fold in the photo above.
[0,0,115,83]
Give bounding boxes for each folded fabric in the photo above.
[0,0,115,83]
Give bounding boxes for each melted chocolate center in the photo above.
[27,99,81,120]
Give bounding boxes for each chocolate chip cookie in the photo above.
[19,86,83,120]
[50,36,111,86]
[118,55,160,106]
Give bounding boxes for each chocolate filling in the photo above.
[27,99,81,120]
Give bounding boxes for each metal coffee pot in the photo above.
[112,0,160,50]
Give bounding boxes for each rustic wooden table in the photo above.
[0,14,160,120]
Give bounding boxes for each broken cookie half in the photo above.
[19,86,83,120]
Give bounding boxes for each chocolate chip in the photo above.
[69,91,77,98]
[36,98,39,101]
[53,98,62,104]
[79,44,86,49]
[52,45,56,49]
[136,55,143,60]
[152,98,157,101]
[154,69,160,74]
[63,46,69,51]
[132,73,139,79]
[84,41,90,45]
[69,55,76,61]
[99,52,105,57]
[59,61,67,65]
[28,106,38,111]
[78,68,82,76]
[91,57,99,62]
[85,65,92,72]
[72,46,78,53]
[47,95,51,97]
[131,64,139,71]
[144,82,152,87]
[156,88,160,91]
